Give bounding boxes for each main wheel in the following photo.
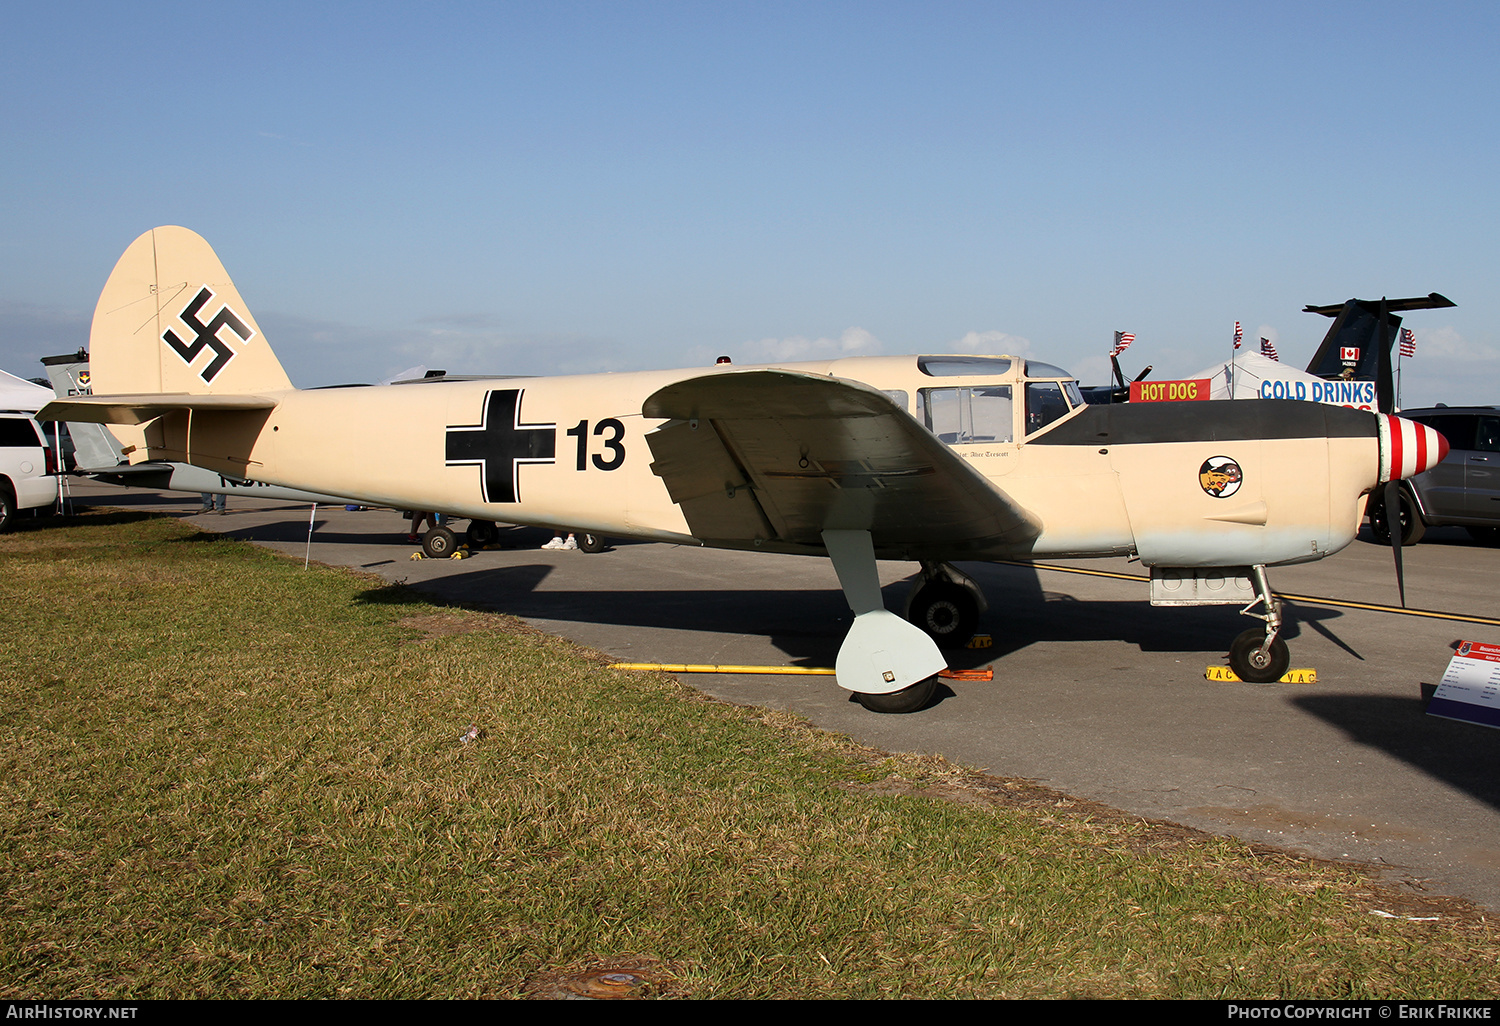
[577,532,607,553]
[465,519,499,548]
[1228,628,1291,683]
[422,525,458,559]
[0,489,14,534]
[856,675,938,714]
[908,582,979,648]
[1368,490,1426,546]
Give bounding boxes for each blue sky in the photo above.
[3,1,1497,406]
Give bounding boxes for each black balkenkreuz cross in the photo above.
[445,389,556,504]
[162,286,255,384]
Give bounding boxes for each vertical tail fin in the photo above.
[91,226,292,397]
[39,351,124,470]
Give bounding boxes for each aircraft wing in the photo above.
[643,369,1039,554]
[38,394,278,426]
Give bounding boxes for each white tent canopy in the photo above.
[1189,351,1317,399]
[0,369,53,412]
[1187,351,1377,408]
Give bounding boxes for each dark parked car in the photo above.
[1369,405,1500,545]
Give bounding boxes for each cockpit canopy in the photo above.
[913,355,1084,445]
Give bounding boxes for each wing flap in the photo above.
[646,418,777,540]
[644,369,1039,553]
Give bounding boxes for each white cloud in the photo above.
[256,311,631,386]
[728,326,884,364]
[1413,326,1499,362]
[945,329,1033,356]
[1068,354,1113,386]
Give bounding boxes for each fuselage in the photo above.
[184,353,1399,569]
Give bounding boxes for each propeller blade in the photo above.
[1376,297,1394,414]
[1110,355,1126,389]
[1132,364,1154,383]
[1385,480,1406,607]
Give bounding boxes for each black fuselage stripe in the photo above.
[1031,399,1377,446]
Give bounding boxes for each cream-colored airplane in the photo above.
[42,227,1449,712]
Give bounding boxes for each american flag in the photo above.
[1400,328,1416,359]
[1233,321,1243,350]
[1260,337,1278,361]
[1111,330,1135,357]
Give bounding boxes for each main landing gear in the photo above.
[1227,565,1290,683]
[855,675,939,714]
[822,530,947,714]
[904,562,986,649]
[465,519,500,548]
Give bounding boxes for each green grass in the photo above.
[1,511,1496,998]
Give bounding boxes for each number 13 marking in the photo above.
[566,419,626,471]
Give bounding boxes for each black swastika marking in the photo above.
[162,287,256,384]
[446,389,556,504]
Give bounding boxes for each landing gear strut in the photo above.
[1228,565,1290,683]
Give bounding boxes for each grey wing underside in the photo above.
[643,369,1039,558]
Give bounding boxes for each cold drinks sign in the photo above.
[1130,379,1211,402]
[1126,376,1377,409]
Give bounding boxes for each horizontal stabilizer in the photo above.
[38,393,278,426]
[1303,293,1454,318]
[73,461,171,475]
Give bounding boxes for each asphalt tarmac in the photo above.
[58,478,1500,911]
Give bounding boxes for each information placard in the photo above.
[1426,640,1500,729]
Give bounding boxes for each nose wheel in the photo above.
[1228,628,1290,683]
[1227,565,1290,683]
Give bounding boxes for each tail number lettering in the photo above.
[565,419,626,471]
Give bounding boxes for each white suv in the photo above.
[0,412,59,532]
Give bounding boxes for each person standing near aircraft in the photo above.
[408,509,436,542]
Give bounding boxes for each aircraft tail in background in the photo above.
[1302,293,1454,384]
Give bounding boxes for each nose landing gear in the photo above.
[1227,565,1290,683]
